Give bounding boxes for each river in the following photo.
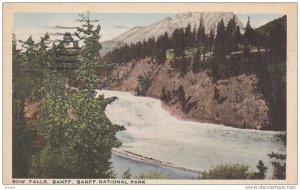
[97,90,286,179]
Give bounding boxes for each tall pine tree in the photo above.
[192,48,201,73]
[244,17,255,49]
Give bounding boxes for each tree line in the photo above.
[104,15,286,82]
[104,15,250,67]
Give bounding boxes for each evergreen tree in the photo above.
[234,25,242,50]
[192,26,197,47]
[136,41,143,59]
[74,12,102,91]
[208,29,215,57]
[197,14,206,48]
[196,14,208,62]
[214,19,226,58]
[19,36,38,69]
[37,33,52,67]
[244,17,255,49]
[251,160,268,179]
[172,28,185,59]
[12,33,24,69]
[147,37,156,57]
[192,48,201,73]
[211,19,227,81]
[225,16,238,53]
[71,12,125,178]
[156,32,170,63]
[184,23,193,48]
[268,152,286,179]
[63,32,74,45]
[18,34,52,69]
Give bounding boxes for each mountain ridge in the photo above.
[100,12,244,55]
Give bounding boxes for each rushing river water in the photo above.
[98,90,286,179]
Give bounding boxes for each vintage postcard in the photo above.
[2,2,297,186]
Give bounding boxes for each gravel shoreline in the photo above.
[112,148,202,175]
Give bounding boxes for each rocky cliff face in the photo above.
[109,58,270,130]
[24,99,40,127]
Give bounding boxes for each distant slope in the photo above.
[100,40,126,56]
[100,12,244,55]
[256,15,286,34]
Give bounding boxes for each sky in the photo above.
[13,12,284,43]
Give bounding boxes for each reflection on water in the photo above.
[99,90,286,179]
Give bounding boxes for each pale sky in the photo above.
[13,12,284,43]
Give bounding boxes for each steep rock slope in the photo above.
[109,58,269,130]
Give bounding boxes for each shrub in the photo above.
[137,171,169,179]
[136,74,151,95]
[251,160,268,179]
[268,152,286,179]
[121,168,132,179]
[199,164,254,179]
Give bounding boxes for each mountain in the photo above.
[100,12,244,55]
